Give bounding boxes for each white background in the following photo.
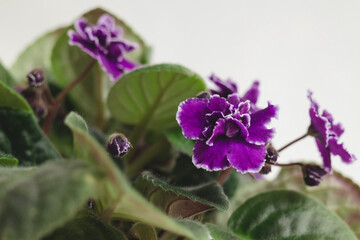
[1,0,359,184]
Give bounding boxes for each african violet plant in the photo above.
[0,8,359,240]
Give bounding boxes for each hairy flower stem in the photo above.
[270,162,304,168]
[217,167,233,185]
[43,60,97,135]
[277,132,309,153]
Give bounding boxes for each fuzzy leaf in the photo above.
[228,190,357,240]
[43,210,128,240]
[206,224,242,240]
[64,112,204,239]
[10,28,64,84]
[0,82,59,165]
[0,160,97,240]
[135,171,229,217]
[107,64,206,130]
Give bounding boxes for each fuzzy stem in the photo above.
[43,60,97,135]
[277,132,309,153]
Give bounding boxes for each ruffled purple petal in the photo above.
[328,138,356,164]
[208,95,231,114]
[250,103,278,126]
[330,123,345,137]
[315,138,332,172]
[247,126,274,145]
[227,93,241,107]
[74,18,89,39]
[309,105,330,146]
[209,74,237,97]
[118,58,137,70]
[193,138,231,171]
[68,30,98,59]
[227,140,266,173]
[206,119,226,146]
[225,117,248,138]
[242,81,259,105]
[98,54,123,81]
[176,98,209,140]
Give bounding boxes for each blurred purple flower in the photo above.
[308,91,356,171]
[177,94,277,173]
[68,14,137,81]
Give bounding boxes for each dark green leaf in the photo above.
[206,224,242,240]
[0,160,97,240]
[0,80,32,112]
[0,152,18,167]
[10,28,64,84]
[228,190,357,240]
[130,223,157,240]
[165,127,195,156]
[64,112,202,239]
[0,60,15,86]
[43,210,128,240]
[0,81,60,165]
[135,171,229,215]
[107,64,206,130]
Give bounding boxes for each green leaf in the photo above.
[10,28,64,84]
[206,224,242,240]
[176,220,209,240]
[130,223,157,240]
[0,153,18,167]
[165,127,195,156]
[0,82,60,165]
[51,8,150,129]
[0,60,15,86]
[135,171,229,216]
[107,64,206,130]
[0,80,32,112]
[43,210,128,240]
[228,190,357,240]
[64,112,204,239]
[0,160,98,240]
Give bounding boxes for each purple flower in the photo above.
[107,133,131,157]
[308,92,356,171]
[209,74,260,110]
[176,94,278,173]
[68,14,137,81]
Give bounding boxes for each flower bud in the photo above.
[27,68,45,87]
[302,164,327,186]
[196,91,210,99]
[107,133,131,157]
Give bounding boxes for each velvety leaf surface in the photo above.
[206,224,242,240]
[0,153,18,167]
[0,61,15,86]
[165,127,195,156]
[135,171,229,214]
[10,28,64,84]
[0,81,59,165]
[43,210,128,240]
[64,112,203,239]
[0,160,97,240]
[107,64,206,130]
[228,190,357,240]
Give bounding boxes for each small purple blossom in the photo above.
[68,14,137,81]
[176,94,277,173]
[308,91,356,171]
